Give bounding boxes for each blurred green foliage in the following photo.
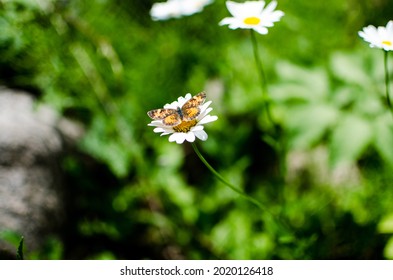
[1,0,393,259]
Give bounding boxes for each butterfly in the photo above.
[147,92,206,126]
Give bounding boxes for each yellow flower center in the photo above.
[173,119,198,133]
[243,17,261,25]
[382,40,392,46]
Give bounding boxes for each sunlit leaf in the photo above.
[274,61,329,101]
[329,114,373,166]
[286,104,338,148]
[373,113,393,168]
[378,213,393,234]
[330,51,370,85]
[383,237,393,260]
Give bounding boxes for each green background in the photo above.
[1,0,393,259]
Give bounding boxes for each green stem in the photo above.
[192,142,294,238]
[384,50,393,114]
[250,30,275,129]
[192,142,268,212]
[250,30,286,178]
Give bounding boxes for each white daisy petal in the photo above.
[153,127,166,133]
[201,100,212,111]
[168,133,185,144]
[263,0,277,14]
[226,1,246,18]
[176,135,187,144]
[219,17,237,26]
[194,130,208,141]
[253,26,269,35]
[150,120,161,126]
[185,132,196,142]
[160,132,171,136]
[199,115,218,125]
[387,21,393,37]
[229,23,243,30]
[164,103,177,109]
[181,0,211,15]
[264,10,284,24]
[150,0,212,21]
[200,107,213,117]
[247,1,266,14]
[191,125,204,131]
[168,133,177,142]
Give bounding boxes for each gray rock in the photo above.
[0,88,82,258]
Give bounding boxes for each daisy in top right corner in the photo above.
[359,20,393,51]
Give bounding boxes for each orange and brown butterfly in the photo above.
[147,92,207,126]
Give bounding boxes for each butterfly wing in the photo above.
[147,108,181,126]
[162,113,182,126]
[181,92,206,121]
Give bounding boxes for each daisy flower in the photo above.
[147,93,218,144]
[219,0,284,35]
[181,0,214,16]
[359,20,393,51]
[150,0,213,21]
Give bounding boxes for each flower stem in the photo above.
[250,30,275,129]
[191,142,268,212]
[192,142,294,239]
[250,30,286,178]
[384,50,393,115]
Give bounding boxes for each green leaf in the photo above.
[16,237,24,260]
[383,236,393,260]
[274,61,329,101]
[286,104,338,149]
[329,114,373,166]
[0,231,24,259]
[210,210,252,259]
[0,230,20,244]
[330,51,370,85]
[378,213,393,234]
[373,113,393,168]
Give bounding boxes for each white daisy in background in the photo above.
[150,0,213,21]
[219,0,284,35]
[147,93,218,144]
[180,0,214,16]
[359,21,393,51]
[150,0,182,20]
